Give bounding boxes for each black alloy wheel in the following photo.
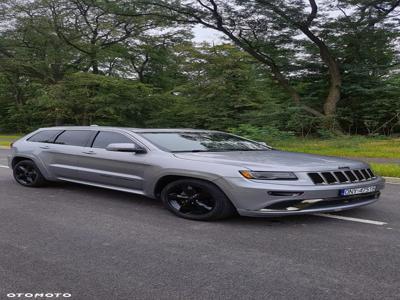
[13,160,46,187]
[161,179,236,221]
[167,183,216,215]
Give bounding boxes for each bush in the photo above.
[228,124,294,141]
[0,73,159,132]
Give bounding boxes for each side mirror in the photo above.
[106,143,146,153]
[258,142,267,146]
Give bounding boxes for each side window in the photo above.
[92,131,133,149]
[54,130,93,147]
[28,130,63,143]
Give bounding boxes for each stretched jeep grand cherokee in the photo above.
[8,127,385,220]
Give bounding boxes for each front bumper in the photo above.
[7,154,12,168]
[214,176,385,217]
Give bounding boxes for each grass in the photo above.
[370,163,400,178]
[0,134,22,139]
[271,136,400,177]
[0,134,22,147]
[271,136,400,159]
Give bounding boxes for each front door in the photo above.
[74,130,150,193]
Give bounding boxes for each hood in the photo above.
[173,150,367,172]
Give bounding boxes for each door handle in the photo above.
[40,145,51,149]
[82,151,96,155]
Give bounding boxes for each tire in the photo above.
[160,179,236,221]
[13,160,47,187]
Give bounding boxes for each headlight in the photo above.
[239,170,298,180]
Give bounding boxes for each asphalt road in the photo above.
[0,150,399,300]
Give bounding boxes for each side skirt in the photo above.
[57,177,149,197]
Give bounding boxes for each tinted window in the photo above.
[54,130,93,147]
[28,130,63,143]
[92,131,133,149]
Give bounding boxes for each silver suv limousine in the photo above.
[8,127,385,220]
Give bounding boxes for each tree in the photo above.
[1,0,399,135]
[122,0,400,129]
[122,29,192,88]
[150,44,283,129]
[44,0,158,74]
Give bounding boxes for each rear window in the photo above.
[28,130,63,143]
[54,130,93,147]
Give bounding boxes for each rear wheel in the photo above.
[161,179,236,221]
[13,160,47,187]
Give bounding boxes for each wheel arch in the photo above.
[11,156,33,168]
[11,155,52,180]
[153,175,228,201]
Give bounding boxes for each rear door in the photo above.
[74,130,149,193]
[38,130,96,180]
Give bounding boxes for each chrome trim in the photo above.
[308,169,375,185]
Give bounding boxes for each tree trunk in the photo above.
[91,56,99,74]
[323,59,342,117]
[137,69,145,83]
[130,54,149,84]
[300,27,343,129]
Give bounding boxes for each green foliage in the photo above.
[0,0,399,136]
[149,45,284,130]
[1,73,157,132]
[228,124,294,142]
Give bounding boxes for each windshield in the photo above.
[138,132,270,152]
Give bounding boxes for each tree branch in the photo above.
[305,0,318,26]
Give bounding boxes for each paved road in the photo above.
[0,150,399,300]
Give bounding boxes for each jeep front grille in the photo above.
[308,169,375,185]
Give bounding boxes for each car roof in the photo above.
[38,126,220,133]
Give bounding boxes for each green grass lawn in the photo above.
[370,163,400,178]
[271,136,400,159]
[271,136,400,177]
[0,134,21,147]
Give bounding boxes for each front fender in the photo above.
[146,169,222,198]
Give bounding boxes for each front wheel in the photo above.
[161,179,236,221]
[13,160,47,187]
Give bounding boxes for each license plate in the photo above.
[340,186,377,196]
